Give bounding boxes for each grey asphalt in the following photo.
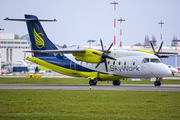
[0,84,179,91]
[0,76,180,79]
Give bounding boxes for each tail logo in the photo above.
[33,28,45,49]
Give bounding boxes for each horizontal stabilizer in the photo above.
[38,66,52,71]
[4,17,57,22]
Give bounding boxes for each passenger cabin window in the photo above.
[142,58,149,63]
[150,58,161,63]
[113,61,115,65]
[119,62,121,65]
[124,62,126,65]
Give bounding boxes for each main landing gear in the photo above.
[89,78,98,85]
[113,80,121,86]
[88,79,121,86]
[154,78,162,86]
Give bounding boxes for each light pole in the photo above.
[158,20,164,61]
[117,17,125,48]
[110,1,118,49]
[87,40,96,49]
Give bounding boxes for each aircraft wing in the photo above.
[24,49,111,64]
[24,49,110,54]
[24,49,86,54]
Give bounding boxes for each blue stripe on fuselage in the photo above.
[36,55,94,72]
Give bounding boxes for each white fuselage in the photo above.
[66,50,172,78]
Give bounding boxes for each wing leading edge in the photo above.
[24,49,86,54]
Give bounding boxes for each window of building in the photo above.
[21,42,27,44]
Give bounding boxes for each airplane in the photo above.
[167,65,178,76]
[4,14,177,86]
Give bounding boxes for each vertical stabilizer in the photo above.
[25,15,57,57]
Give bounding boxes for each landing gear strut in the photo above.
[113,80,121,86]
[154,78,162,86]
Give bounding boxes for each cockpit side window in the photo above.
[150,58,161,63]
[142,58,149,63]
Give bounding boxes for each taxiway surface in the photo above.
[0,84,179,91]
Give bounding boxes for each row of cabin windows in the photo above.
[80,61,135,66]
[108,61,135,66]
[79,58,160,66]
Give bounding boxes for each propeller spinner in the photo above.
[92,39,116,72]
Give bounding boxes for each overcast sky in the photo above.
[0,0,180,47]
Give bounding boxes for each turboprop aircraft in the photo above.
[4,15,176,86]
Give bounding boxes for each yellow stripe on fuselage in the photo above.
[26,57,124,81]
[137,50,155,55]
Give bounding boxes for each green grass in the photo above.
[0,90,180,120]
[0,77,180,85]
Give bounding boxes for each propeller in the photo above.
[92,39,116,72]
[150,41,177,58]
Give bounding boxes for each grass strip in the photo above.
[0,77,180,85]
[0,90,180,120]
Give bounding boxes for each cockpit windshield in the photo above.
[150,58,161,63]
[142,58,149,63]
[142,58,161,63]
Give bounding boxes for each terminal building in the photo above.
[0,33,32,66]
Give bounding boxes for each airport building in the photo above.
[0,33,32,66]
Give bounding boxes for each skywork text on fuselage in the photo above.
[110,65,140,72]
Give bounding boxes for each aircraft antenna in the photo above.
[110,1,118,49]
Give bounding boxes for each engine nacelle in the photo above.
[72,49,102,63]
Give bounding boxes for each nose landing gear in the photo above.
[154,78,162,86]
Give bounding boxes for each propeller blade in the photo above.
[94,40,115,72]
[92,52,102,56]
[106,56,116,60]
[158,52,178,54]
[95,58,103,68]
[100,39,104,52]
[107,43,113,53]
[104,59,108,72]
[158,41,163,53]
[155,54,161,58]
[150,41,155,53]
[160,55,169,58]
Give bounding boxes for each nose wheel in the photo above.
[154,81,161,86]
[154,78,162,86]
